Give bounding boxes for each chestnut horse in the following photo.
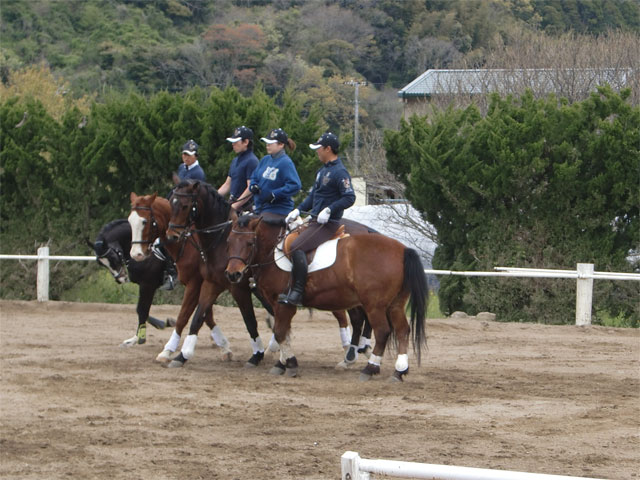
[128,192,266,368]
[165,180,373,368]
[225,214,428,381]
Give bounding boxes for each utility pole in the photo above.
[344,80,367,174]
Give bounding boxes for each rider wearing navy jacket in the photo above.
[219,126,259,212]
[249,128,302,216]
[279,132,356,306]
[177,139,206,181]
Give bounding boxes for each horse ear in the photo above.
[150,193,157,203]
[130,192,137,203]
[172,173,181,185]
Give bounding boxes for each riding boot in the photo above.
[278,250,307,306]
[160,245,178,291]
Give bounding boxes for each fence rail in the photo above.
[1,247,639,324]
[341,451,606,480]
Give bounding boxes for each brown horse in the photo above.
[225,214,428,381]
[128,192,265,368]
[165,180,373,368]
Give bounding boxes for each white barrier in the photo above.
[1,249,639,325]
[341,451,606,480]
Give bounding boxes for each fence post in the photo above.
[575,263,594,326]
[342,451,369,480]
[37,246,50,302]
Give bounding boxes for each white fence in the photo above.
[341,451,606,480]
[1,247,639,325]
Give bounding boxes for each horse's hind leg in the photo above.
[359,308,391,381]
[203,306,232,361]
[388,294,411,382]
[336,308,364,369]
[229,284,266,368]
[121,283,156,348]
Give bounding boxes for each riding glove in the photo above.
[285,209,300,224]
[317,207,331,224]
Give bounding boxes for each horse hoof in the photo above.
[221,351,233,362]
[155,350,173,363]
[270,360,286,376]
[359,373,373,381]
[168,357,186,368]
[137,337,146,345]
[147,316,166,330]
[166,318,176,327]
[359,363,380,381]
[120,335,139,348]
[391,368,408,382]
[286,368,298,377]
[285,357,298,377]
[336,360,355,370]
[245,351,264,368]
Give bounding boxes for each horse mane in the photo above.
[237,214,259,227]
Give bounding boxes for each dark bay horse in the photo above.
[87,219,175,347]
[128,192,234,364]
[131,190,267,368]
[225,214,428,381]
[165,180,372,368]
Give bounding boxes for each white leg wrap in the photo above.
[279,335,294,363]
[211,325,228,347]
[358,336,371,349]
[339,327,351,348]
[369,354,382,366]
[181,334,198,360]
[164,330,180,352]
[250,337,265,354]
[267,333,280,353]
[395,354,409,372]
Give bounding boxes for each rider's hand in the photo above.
[317,207,331,224]
[285,209,300,224]
[249,184,260,195]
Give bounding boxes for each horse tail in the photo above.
[403,248,428,366]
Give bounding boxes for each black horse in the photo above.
[86,219,177,347]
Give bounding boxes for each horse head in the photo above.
[225,214,262,283]
[167,180,202,243]
[128,192,169,261]
[90,222,130,284]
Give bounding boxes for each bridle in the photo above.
[168,189,233,263]
[95,240,128,280]
[130,205,160,246]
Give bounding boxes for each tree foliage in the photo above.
[385,86,639,324]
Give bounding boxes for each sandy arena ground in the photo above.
[0,300,638,479]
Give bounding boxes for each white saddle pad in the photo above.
[274,238,340,273]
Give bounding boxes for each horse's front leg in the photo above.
[336,307,365,369]
[121,283,156,347]
[156,279,200,363]
[270,304,298,377]
[229,283,266,368]
[203,306,232,362]
[168,282,221,368]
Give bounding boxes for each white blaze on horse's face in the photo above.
[128,210,147,261]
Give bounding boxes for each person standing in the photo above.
[218,126,259,212]
[279,132,355,306]
[249,128,302,217]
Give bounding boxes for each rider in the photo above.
[249,128,302,218]
[279,132,355,306]
[161,139,206,290]
[218,126,259,212]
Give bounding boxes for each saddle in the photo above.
[275,223,349,273]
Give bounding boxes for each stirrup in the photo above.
[160,273,176,291]
[277,291,303,306]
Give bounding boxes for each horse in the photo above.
[87,219,180,347]
[130,190,269,368]
[225,214,429,381]
[165,180,376,369]
[127,192,239,364]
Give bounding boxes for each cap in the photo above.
[260,128,288,145]
[226,126,254,143]
[182,139,199,155]
[309,132,339,151]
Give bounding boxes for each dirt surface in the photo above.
[0,300,638,480]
